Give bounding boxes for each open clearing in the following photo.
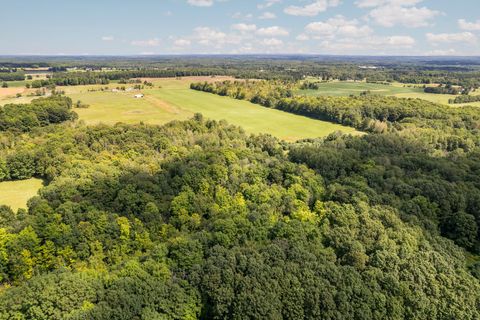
[0,178,44,211]
[0,87,25,97]
[66,77,359,141]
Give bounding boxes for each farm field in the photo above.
[0,178,44,211]
[297,81,422,97]
[0,86,48,106]
[296,81,480,107]
[66,77,360,141]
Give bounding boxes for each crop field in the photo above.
[0,178,44,211]
[66,77,359,141]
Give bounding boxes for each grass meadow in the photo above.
[67,77,360,141]
[297,81,422,97]
[0,178,44,211]
[296,81,480,107]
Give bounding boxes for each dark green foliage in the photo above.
[0,96,77,132]
[450,94,480,104]
[0,120,478,319]
[0,72,25,82]
[424,84,460,95]
[289,133,480,252]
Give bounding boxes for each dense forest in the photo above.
[0,114,479,319]
[0,96,76,133]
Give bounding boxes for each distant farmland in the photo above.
[67,77,360,141]
[296,81,480,107]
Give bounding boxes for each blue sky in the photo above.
[1,0,479,55]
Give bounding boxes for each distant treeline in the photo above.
[26,69,296,87]
[1,56,480,87]
[365,71,480,89]
[0,72,25,82]
[424,85,461,95]
[0,62,50,68]
[450,94,480,104]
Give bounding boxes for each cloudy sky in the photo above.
[1,0,479,56]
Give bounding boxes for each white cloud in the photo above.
[259,12,276,19]
[360,0,440,28]
[194,27,227,46]
[296,34,310,41]
[386,35,415,46]
[284,0,340,17]
[316,35,418,54]
[187,0,214,7]
[256,26,289,36]
[425,49,457,56]
[355,0,421,8]
[174,39,191,47]
[231,23,257,32]
[458,19,480,31]
[426,32,477,44]
[354,0,384,7]
[232,12,253,19]
[101,36,114,41]
[131,38,161,47]
[261,38,283,46]
[298,15,417,54]
[305,16,372,38]
[369,5,440,27]
[257,0,281,10]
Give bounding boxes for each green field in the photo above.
[66,78,359,141]
[0,178,44,211]
[2,81,27,88]
[297,81,422,97]
[296,81,480,107]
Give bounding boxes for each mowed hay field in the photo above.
[66,77,359,141]
[0,178,44,211]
